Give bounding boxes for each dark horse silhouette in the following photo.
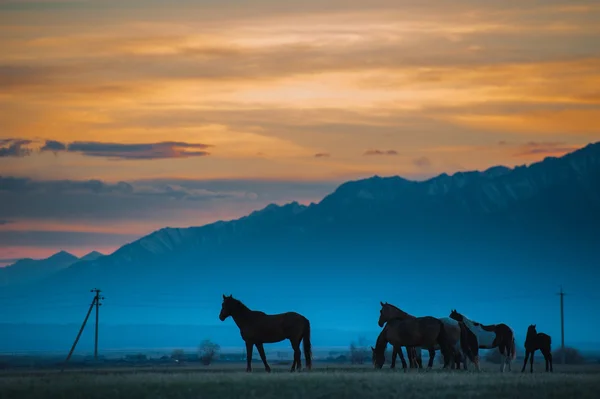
[521,324,553,373]
[378,302,422,369]
[371,316,454,371]
[449,309,516,372]
[219,294,312,372]
[378,302,475,370]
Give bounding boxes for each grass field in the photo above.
[2,363,600,399]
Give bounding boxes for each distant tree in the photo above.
[171,349,185,363]
[349,336,370,365]
[198,339,221,365]
[553,347,585,365]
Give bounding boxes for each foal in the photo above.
[521,324,553,373]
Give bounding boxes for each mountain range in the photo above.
[1,142,599,346]
[0,250,104,287]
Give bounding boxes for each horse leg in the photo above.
[406,347,414,368]
[397,346,408,372]
[255,343,271,373]
[548,350,553,372]
[543,350,550,372]
[290,339,302,372]
[415,348,423,369]
[390,347,397,369]
[499,346,506,373]
[529,349,535,373]
[521,350,530,373]
[245,341,253,372]
[454,350,461,370]
[426,349,435,370]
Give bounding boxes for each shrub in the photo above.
[349,336,370,365]
[198,339,221,365]
[170,349,185,363]
[553,347,585,365]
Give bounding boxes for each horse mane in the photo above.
[385,303,415,319]
[228,297,252,314]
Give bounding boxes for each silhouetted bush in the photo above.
[198,339,220,365]
[171,349,185,363]
[553,347,585,365]
[349,336,370,364]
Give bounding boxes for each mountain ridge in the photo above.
[1,142,599,329]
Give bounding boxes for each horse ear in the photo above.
[380,301,384,306]
[223,294,226,299]
[371,346,375,352]
[533,324,536,328]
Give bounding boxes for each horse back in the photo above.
[241,310,308,343]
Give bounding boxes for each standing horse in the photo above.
[521,324,553,373]
[449,309,516,372]
[371,316,454,371]
[378,302,474,370]
[219,294,312,372]
[378,302,422,369]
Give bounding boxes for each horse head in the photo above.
[449,309,464,322]
[371,345,384,369]
[378,301,390,328]
[219,294,234,321]
[526,324,537,336]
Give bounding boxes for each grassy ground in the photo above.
[1,363,599,399]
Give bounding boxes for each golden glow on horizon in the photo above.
[1,0,599,259]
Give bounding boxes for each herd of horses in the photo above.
[218,295,554,374]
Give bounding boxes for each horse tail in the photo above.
[437,321,452,365]
[511,336,517,360]
[303,317,312,370]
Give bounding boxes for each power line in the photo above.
[61,288,102,371]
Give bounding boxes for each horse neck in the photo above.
[525,331,536,345]
[388,306,413,321]
[229,302,254,328]
[462,316,479,332]
[375,328,389,353]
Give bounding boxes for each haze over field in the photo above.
[1,0,599,354]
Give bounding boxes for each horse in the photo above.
[371,315,454,371]
[521,324,553,373]
[449,309,516,372]
[377,302,422,369]
[218,294,312,372]
[378,302,474,370]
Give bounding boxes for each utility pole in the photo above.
[91,288,104,360]
[557,286,566,365]
[61,289,103,371]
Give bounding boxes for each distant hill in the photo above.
[0,251,78,287]
[80,251,105,262]
[1,142,599,328]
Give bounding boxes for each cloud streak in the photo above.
[0,139,33,158]
[513,141,580,157]
[40,140,212,160]
[363,149,398,156]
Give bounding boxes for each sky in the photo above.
[1,0,600,264]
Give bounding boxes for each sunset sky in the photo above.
[1,0,599,264]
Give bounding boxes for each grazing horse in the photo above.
[371,316,454,371]
[449,309,516,372]
[521,324,553,373]
[219,294,312,372]
[378,302,473,370]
